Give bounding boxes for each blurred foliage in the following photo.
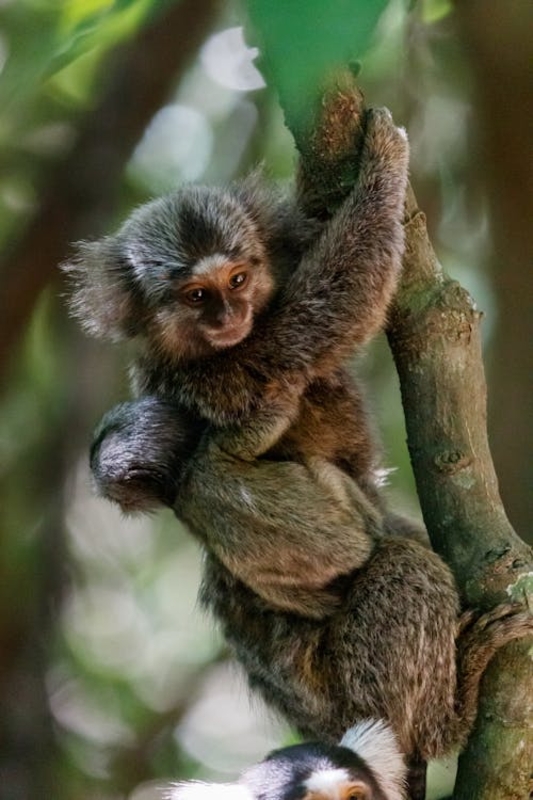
[0,0,531,799]
[0,0,157,244]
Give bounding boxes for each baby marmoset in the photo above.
[66,107,414,618]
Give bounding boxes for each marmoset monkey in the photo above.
[164,719,406,800]
[65,108,417,619]
[66,102,533,784]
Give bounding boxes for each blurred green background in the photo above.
[0,1,531,798]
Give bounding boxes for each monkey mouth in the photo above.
[207,326,250,348]
[206,317,252,348]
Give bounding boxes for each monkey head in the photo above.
[63,178,288,362]
[165,720,406,800]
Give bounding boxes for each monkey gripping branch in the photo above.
[66,55,532,800]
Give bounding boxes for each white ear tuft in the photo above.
[340,719,407,800]
[62,237,141,341]
[164,781,253,800]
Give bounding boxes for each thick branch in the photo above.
[389,189,533,603]
[291,69,366,218]
[281,76,533,799]
[388,189,533,799]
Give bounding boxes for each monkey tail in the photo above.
[454,602,533,741]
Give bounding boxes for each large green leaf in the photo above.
[49,0,153,78]
[245,0,389,123]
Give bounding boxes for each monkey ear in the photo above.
[233,164,274,223]
[164,781,253,800]
[61,237,143,341]
[340,719,407,800]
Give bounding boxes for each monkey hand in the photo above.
[90,397,203,513]
[360,107,409,190]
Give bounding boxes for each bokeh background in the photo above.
[0,1,531,799]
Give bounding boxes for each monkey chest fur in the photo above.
[269,371,377,488]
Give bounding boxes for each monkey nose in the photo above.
[212,297,233,324]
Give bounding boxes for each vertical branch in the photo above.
[279,72,533,798]
[388,190,533,799]
[388,190,531,598]
[388,189,533,580]
[290,70,366,218]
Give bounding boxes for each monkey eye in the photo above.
[228,271,248,290]
[183,287,208,305]
[345,787,368,800]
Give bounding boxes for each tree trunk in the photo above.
[277,74,533,799]
[390,188,533,800]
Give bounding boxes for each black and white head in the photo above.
[164,719,406,800]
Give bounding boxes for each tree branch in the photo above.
[389,188,533,799]
[281,74,533,798]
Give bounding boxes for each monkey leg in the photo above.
[89,396,383,618]
[180,435,383,619]
[201,539,463,763]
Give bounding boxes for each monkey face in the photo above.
[148,252,275,360]
[243,740,394,800]
[120,186,276,360]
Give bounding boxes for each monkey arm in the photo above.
[90,397,204,513]
[266,108,409,368]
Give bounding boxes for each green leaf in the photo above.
[245,0,389,123]
[0,0,157,112]
[49,0,153,77]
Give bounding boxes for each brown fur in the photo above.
[199,543,533,762]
